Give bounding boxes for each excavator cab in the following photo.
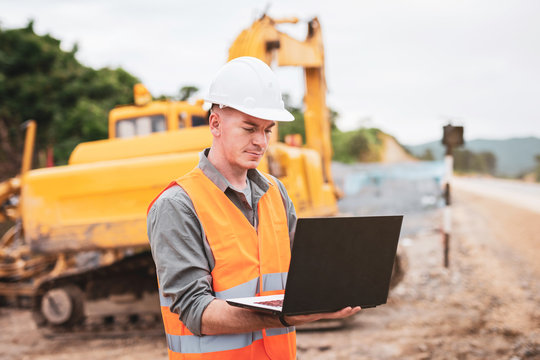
[108,84,208,139]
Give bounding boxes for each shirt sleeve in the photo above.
[147,186,215,336]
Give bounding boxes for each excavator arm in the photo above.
[0,120,36,223]
[0,177,20,222]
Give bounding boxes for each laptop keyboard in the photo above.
[255,299,283,307]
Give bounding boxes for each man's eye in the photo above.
[265,129,273,134]
[243,128,255,132]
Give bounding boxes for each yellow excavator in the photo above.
[0,15,404,330]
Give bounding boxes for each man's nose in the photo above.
[252,130,268,148]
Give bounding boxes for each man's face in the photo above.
[211,107,275,171]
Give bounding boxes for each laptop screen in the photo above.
[281,216,403,315]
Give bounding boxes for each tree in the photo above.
[331,127,383,163]
[178,85,199,101]
[535,154,540,182]
[419,149,435,161]
[479,151,496,175]
[276,94,386,163]
[453,149,497,175]
[277,93,305,143]
[0,22,139,177]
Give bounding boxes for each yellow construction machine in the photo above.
[0,15,403,330]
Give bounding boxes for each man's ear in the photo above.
[209,112,221,137]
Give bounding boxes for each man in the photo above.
[147,57,360,360]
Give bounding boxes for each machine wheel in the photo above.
[39,285,85,326]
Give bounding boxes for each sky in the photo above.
[1,0,539,145]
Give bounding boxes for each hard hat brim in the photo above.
[232,104,295,122]
[205,99,295,122]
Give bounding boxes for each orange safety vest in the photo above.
[150,168,296,360]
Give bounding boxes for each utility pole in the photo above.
[441,123,464,267]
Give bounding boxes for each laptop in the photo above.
[226,215,403,316]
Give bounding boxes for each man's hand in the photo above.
[201,299,361,335]
[283,306,361,327]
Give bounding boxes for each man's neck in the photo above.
[207,147,248,190]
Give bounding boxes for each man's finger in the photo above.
[322,306,362,319]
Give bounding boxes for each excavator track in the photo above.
[39,303,164,340]
[27,251,164,337]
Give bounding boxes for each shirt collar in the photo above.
[198,148,271,193]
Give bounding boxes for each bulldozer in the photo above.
[0,15,405,331]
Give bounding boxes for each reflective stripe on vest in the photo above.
[156,168,296,360]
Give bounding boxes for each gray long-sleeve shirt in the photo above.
[147,149,297,336]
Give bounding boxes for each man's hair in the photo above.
[211,103,231,113]
[210,104,222,114]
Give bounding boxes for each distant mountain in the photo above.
[405,137,540,177]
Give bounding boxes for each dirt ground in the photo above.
[1,187,539,360]
[295,189,540,359]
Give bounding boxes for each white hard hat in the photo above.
[204,56,294,122]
